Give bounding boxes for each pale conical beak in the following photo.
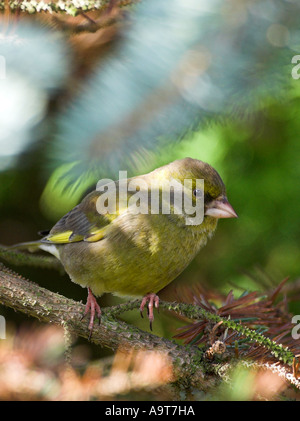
[205,197,238,219]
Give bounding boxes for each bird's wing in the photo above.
[42,186,129,244]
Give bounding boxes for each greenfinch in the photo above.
[11,158,237,332]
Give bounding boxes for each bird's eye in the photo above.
[193,189,203,198]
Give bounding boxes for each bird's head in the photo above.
[161,157,238,225]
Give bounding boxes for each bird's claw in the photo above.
[81,288,101,340]
[140,293,159,331]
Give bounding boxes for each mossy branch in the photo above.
[0,245,295,368]
[0,244,296,369]
[0,262,220,390]
[0,259,298,390]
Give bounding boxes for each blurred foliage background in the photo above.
[0,0,300,400]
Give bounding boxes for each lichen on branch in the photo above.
[0,0,135,16]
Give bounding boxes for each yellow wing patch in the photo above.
[46,230,74,243]
[84,228,107,242]
[45,228,108,244]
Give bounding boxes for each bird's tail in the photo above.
[8,240,60,259]
[7,241,43,253]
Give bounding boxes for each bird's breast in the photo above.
[58,213,217,297]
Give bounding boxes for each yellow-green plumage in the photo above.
[57,210,217,297]
[38,157,235,298]
[11,158,237,328]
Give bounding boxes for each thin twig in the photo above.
[106,300,296,365]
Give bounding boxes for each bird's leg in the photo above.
[81,287,101,339]
[140,293,159,331]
